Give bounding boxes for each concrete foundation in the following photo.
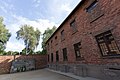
[48,64,120,80]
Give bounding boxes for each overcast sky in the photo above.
[0,0,81,52]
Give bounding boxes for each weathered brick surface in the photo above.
[0,55,47,74]
[47,0,120,65]
[0,56,14,74]
[47,0,120,80]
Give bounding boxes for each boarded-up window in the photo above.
[48,54,49,62]
[56,51,59,62]
[63,48,68,61]
[70,20,77,33]
[51,53,53,62]
[61,30,65,41]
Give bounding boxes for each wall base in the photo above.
[48,64,120,80]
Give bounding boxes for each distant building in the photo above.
[46,0,120,80]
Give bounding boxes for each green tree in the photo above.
[42,26,57,53]
[13,51,19,55]
[7,51,14,55]
[0,17,11,55]
[35,51,41,54]
[16,24,41,54]
[21,48,34,55]
[1,51,19,55]
[1,51,7,55]
[36,50,46,55]
[21,48,26,54]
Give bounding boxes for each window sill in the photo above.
[55,43,58,46]
[76,57,84,61]
[61,39,65,42]
[90,14,104,23]
[72,30,78,35]
[100,55,120,59]
[63,60,68,62]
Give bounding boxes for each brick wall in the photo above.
[47,0,120,66]
[46,0,120,80]
[0,56,14,74]
[0,55,47,74]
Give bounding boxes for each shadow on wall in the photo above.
[0,54,47,74]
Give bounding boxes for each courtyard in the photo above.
[0,69,76,80]
[0,69,100,80]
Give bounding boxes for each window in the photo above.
[74,42,81,60]
[86,0,104,23]
[56,51,59,62]
[55,36,57,39]
[61,30,65,41]
[86,0,98,13]
[48,54,49,62]
[70,20,77,33]
[51,40,53,48]
[63,48,68,61]
[47,43,49,51]
[55,36,58,45]
[95,31,120,57]
[51,40,53,43]
[51,53,53,62]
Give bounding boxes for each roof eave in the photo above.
[46,0,85,44]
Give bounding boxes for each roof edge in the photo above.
[46,0,85,44]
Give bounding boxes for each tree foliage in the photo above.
[0,17,11,54]
[36,50,46,55]
[42,26,57,52]
[3,51,19,55]
[21,48,34,55]
[16,24,41,54]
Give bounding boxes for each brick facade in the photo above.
[46,0,120,80]
[0,55,47,74]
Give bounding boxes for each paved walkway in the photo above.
[47,69,101,80]
[0,69,77,80]
[0,69,100,80]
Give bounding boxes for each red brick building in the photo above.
[46,0,120,80]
